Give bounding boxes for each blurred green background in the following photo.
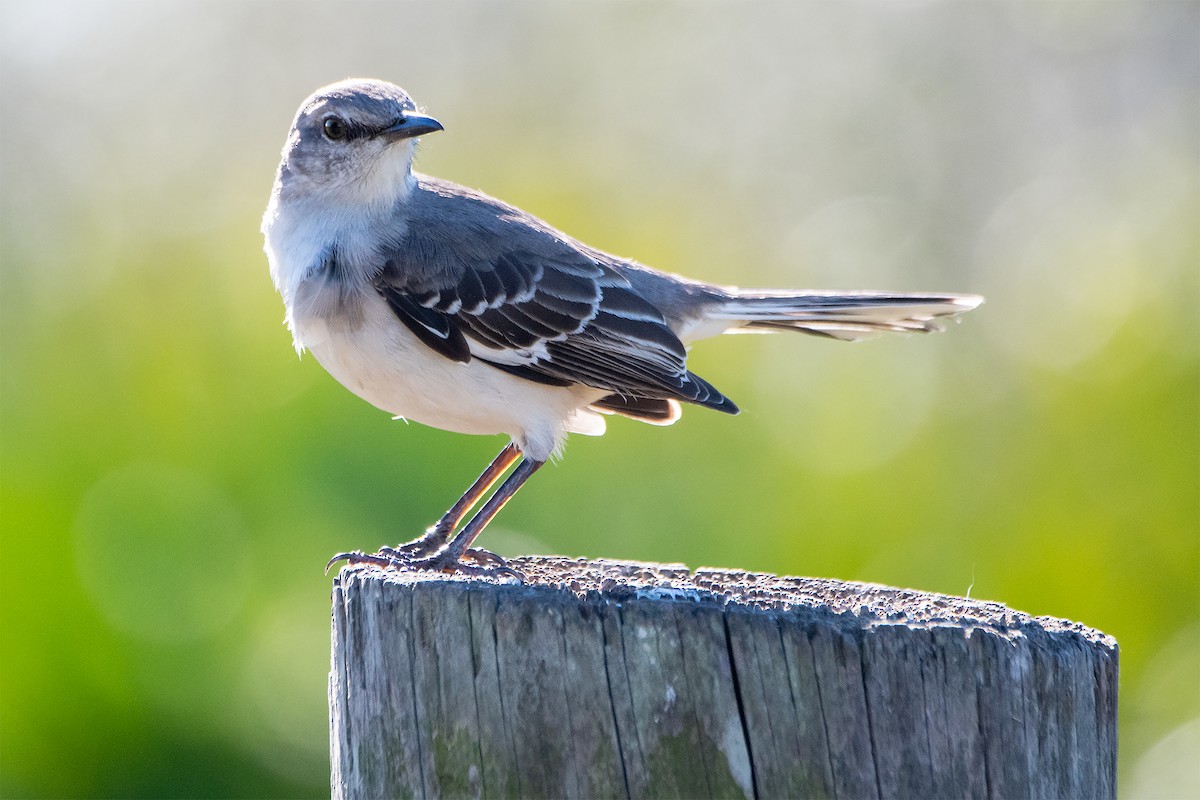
[1,1,1196,797]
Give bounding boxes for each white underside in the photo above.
[264,147,980,464]
[295,295,609,461]
[264,159,613,463]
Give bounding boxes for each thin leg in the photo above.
[379,443,521,559]
[410,456,545,572]
[436,443,522,534]
[325,443,522,574]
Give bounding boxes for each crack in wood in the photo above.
[330,558,1117,800]
[598,603,633,799]
[721,609,759,798]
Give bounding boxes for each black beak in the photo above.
[379,112,444,141]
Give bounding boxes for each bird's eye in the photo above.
[323,117,347,141]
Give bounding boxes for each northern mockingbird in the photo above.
[262,79,982,576]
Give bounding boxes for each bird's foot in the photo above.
[377,539,437,562]
[325,541,522,581]
[404,546,524,580]
[325,549,394,573]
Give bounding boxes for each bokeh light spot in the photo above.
[753,336,940,475]
[236,593,331,786]
[73,462,252,642]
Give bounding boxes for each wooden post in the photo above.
[329,557,1118,799]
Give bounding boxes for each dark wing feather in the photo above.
[379,285,471,363]
[370,176,737,415]
[591,395,681,424]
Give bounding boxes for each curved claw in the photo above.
[325,551,355,574]
[461,547,508,567]
[485,562,525,581]
[324,550,393,575]
[463,548,523,580]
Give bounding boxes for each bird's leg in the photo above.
[408,455,545,576]
[325,443,521,573]
[435,442,523,535]
[378,442,521,560]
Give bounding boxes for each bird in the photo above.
[261,78,983,577]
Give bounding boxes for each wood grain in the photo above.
[330,557,1118,799]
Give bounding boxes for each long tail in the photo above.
[705,290,983,342]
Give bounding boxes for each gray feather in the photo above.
[371,175,739,415]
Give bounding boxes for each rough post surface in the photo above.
[330,557,1118,800]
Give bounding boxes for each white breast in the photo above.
[263,164,607,461]
[299,295,608,461]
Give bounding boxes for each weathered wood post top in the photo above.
[330,557,1118,799]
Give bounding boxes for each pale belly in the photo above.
[295,297,607,460]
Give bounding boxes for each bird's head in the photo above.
[273,79,443,208]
